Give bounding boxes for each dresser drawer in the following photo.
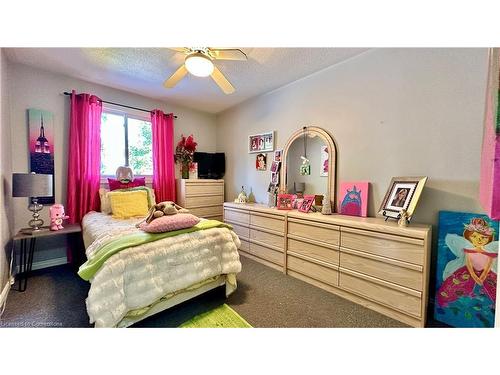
[341,228,424,265]
[190,206,223,218]
[224,209,249,225]
[248,242,283,265]
[340,249,423,291]
[288,219,340,246]
[229,222,250,240]
[186,183,223,196]
[238,238,250,251]
[287,255,338,286]
[340,271,421,317]
[250,213,284,234]
[185,195,223,208]
[250,228,284,249]
[288,238,339,266]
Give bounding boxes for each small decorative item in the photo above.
[397,209,409,227]
[249,131,275,153]
[277,194,294,210]
[299,162,310,176]
[274,149,282,162]
[321,195,332,215]
[434,211,499,327]
[271,172,279,185]
[339,181,369,217]
[49,204,70,231]
[248,188,256,203]
[295,198,304,210]
[28,108,55,204]
[189,162,198,179]
[174,134,198,179]
[234,186,248,204]
[270,160,280,173]
[320,146,329,177]
[115,166,134,182]
[379,177,427,220]
[256,153,267,171]
[298,195,315,213]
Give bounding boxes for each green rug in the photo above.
[179,304,252,328]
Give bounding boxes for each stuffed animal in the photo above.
[50,204,70,231]
[136,201,190,227]
[116,166,134,183]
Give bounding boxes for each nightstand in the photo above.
[12,224,83,292]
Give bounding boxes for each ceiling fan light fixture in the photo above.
[185,53,214,77]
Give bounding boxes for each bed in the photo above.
[79,211,242,328]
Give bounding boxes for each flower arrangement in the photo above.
[174,134,198,178]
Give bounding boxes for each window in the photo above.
[100,111,153,176]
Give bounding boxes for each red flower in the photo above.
[184,135,198,153]
[174,134,197,165]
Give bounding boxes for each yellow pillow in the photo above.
[108,190,149,219]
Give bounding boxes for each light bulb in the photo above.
[185,53,214,77]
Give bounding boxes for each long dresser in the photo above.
[176,179,224,221]
[223,202,432,327]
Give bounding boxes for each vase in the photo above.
[181,163,190,179]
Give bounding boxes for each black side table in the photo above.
[12,224,83,292]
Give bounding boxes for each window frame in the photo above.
[100,106,153,183]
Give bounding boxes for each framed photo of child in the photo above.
[378,176,427,220]
[298,195,315,213]
[277,194,294,210]
[256,153,267,171]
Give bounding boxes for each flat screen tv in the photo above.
[193,152,225,179]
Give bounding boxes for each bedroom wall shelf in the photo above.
[177,179,224,221]
[223,202,432,327]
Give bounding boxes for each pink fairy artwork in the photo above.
[434,211,499,327]
[338,181,369,217]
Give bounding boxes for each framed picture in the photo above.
[256,153,267,171]
[270,160,280,173]
[298,194,315,213]
[249,131,275,153]
[320,146,329,177]
[338,181,369,217]
[274,149,282,162]
[299,163,310,176]
[271,172,279,185]
[277,194,294,210]
[378,177,427,219]
[434,211,498,327]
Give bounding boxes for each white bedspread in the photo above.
[81,212,242,327]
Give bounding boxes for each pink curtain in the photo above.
[151,110,176,202]
[66,90,103,224]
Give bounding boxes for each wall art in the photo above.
[338,181,369,217]
[249,131,275,153]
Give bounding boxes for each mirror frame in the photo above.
[280,126,338,209]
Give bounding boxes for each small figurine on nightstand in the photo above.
[50,204,70,231]
[234,186,248,204]
[398,209,409,227]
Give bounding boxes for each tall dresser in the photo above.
[223,202,432,327]
[176,179,224,221]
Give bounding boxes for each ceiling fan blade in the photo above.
[168,47,191,54]
[210,66,235,94]
[209,48,247,61]
[164,65,188,88]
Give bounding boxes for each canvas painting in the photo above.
[28,108,55,204]
[338,181,369,217]
[320,145,329,176]
[434,211,499,328]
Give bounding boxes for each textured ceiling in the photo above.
[5,48,369,113]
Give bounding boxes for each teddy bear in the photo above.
[136,201,190,227]
[50,204,70,231]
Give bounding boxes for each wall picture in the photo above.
[338,182,369,217]
[274,149,282,162]
[320,145,329,176]
[378,176,427,220]
[256,153,267,171]
[249,131,275,153]
[28,108,55,204]
[434,211,499,327]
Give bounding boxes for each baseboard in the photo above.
[15,256,68,274]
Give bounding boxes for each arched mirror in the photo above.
[280,126,338,208]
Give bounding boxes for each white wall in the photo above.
[216,48,489,228]
[8,62,217,264]
[0,49,13,306]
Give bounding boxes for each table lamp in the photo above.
[12,172,53,234]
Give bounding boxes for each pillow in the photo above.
[108,177,146,191]
[99,188,111,214]
[108,190,149,219]
[139,214,201,233]
[99,186,156,215]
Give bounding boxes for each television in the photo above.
[193,152,225,179]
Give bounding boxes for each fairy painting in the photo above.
[434,211,499,327]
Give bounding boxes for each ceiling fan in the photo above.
[164,47,247,94]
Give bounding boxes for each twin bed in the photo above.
[79,211,242,328]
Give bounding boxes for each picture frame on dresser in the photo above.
[379,176,427,220]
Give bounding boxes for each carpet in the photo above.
[179,304,252,328]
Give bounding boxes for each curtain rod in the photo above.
[63,92,178,119]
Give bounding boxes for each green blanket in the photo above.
[78,220,232,281]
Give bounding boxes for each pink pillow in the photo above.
[108,177,146,191]
[139,214,201,233]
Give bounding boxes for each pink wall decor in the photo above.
[480,49,500,220]
[338,181,369,217]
